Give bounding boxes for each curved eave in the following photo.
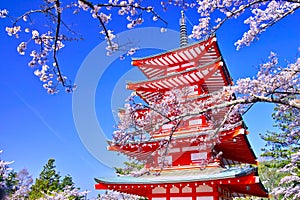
[128,57,222,88]
[95,167,254,185]
[127,60,233,103]
[216,133,257,165]
[132,36,217,65]
[107,140,160,161]
[132,37,221,80]
[131,35,233,85]
[95,167,268,198]
[224,181,269,198]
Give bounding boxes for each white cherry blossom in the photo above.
[0,9,8,18]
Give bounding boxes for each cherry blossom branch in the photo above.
[209,105,235,142]
[12,6,55,26]
[175,95,300,124]
[92,2,168,26]
[78,0,167,53]
[2,0,169,94]
[12,5,76,35]
[185,0,300,48]
[211,0,271,33]
[78,0,114,48]
[272,91,300,95]
[158,119,182,171]
[53,0,66,87]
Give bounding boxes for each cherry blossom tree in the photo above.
[0,150,15,198]
[1,0,300,198]
[1,0,299,93]
[7,169,33,200]
[272,152,300,199]
[0,0,166,94]
[0,152,33,199]
[260,103,300,199]
[97,191,145,200]
[36,186,89,200]
[0,152,89,199]
[112,51,300,150]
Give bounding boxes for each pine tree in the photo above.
[261,104,300,160]
[60,175,75,191]
[261,104,300,199]
[28,158,82,199]
[29,159,61,199]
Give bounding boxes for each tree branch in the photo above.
[78,0,168,50]
[175,94,300,122]
[53,0,66,87]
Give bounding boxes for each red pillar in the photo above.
[213,184,219,200]
[192,185,197,200]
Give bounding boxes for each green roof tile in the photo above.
[95,167,255,184]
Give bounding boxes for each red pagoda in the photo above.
[95,12,268,200]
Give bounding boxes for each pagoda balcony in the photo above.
[153,124,212,139]
[108,124,258,169]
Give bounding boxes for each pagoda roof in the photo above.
[95,167,251,184]
[108,126,258,165]
[131,36,229,80]
[216,132,257,165]
[95,167,268,198]
[127,57,232,103]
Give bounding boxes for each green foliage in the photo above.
[3,170,18,196]
[29,159,60,199]
[60,175,75,190]
[110,161,147,200]
[258,161,286,199]
[261,105,300,160]
[260,103,300,199]
[114,161,144,175]
[29,158,80,200]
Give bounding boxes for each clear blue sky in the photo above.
[1,0,300,198]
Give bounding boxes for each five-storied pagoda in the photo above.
[95,12,268,200]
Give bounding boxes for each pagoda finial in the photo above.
[179,10,188,47]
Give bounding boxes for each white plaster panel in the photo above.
[196,185,213,192]
[171,197,192,200]
[170,186,179,193]
[152,186,166,194]
[197,196,214,200]
[189,119,202,126]
[182,186,192,193]
[191,152,207,160]
[182,146,199,151]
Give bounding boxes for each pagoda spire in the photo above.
[179,10,188,47]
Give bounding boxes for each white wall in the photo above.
[170,197,192,200]
[197,196,214,200]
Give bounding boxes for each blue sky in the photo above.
[1,0,300,198]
